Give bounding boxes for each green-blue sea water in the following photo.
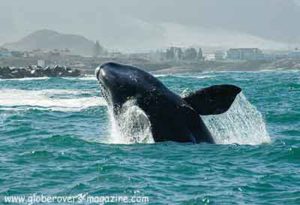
[0,71,299,204]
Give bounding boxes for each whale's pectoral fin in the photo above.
[183,84,242,115]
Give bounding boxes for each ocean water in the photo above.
[0,71,299,204]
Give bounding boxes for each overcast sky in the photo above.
[1,0,300,51]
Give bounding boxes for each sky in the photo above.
[1,0,300,52]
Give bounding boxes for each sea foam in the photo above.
[0,89,106,111]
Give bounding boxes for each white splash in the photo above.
[107,100,154,144]
[0,89,106,111]
[104,92,270,145]
[202,93,271,145]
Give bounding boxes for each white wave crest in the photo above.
[0,77,50,81]
[193,75,215,79]
[154,73,215,79]
[62,75,97,81]
[0,89,106,111]
[153,74,169,77]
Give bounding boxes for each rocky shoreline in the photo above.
[1,58,299,79]
[0,66,81,79]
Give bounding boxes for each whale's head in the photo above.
[95,62,166,107]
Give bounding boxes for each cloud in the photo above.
[294,0,300,6]
[161,23,288,50]
[1,0,299,51]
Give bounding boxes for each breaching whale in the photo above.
[96,62,241,143]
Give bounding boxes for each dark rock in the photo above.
[0,67,12,78]
[0,66,81,79]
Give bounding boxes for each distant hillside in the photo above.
[3,29,97,56]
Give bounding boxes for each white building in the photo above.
[226,48,264,61]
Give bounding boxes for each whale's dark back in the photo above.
[96,62,241,144]
[134,83,214,143]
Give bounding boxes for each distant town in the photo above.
[1,29,300,77]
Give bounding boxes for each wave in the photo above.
[202,69,300,74]
[153,74,169,77]
[0,75,98,82]
[189,75,215,79]
[154,73,215,79]
[62,75,97,81]
[0,89,106,111]
[0,77,50,81]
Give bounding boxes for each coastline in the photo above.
[107,60,300,75]
[84,58,300,74]
[1,56,300,78]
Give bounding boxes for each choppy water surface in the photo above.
[0,71,299,204]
